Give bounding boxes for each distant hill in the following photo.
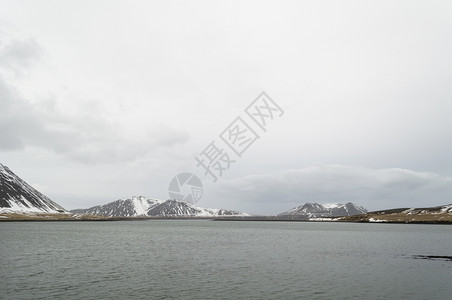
[341,204,452,223]
[71,196,248,217]
[0,163,67,214]
[279,202,367,218]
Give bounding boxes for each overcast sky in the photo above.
[1,0,452,215]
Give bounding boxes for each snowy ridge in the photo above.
[401,204,452,215]
[0,163,67,214]
[71,196,248,217]
[279,202,367,218]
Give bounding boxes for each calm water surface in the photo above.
[1,220,451,299]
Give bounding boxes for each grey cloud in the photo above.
[0,33,189,163]
[0,80,190,162]
[0,79,42,150]
[213,165,452,212]
[0,31,42,75]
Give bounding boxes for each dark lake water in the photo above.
[1,220,451,299]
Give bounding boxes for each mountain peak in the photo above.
[0,163,67,214]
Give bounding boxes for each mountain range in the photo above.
[279,202,367,218]
[0,163,248,218]
[71,196,248,217]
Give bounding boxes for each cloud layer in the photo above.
[213,165,452,213]
[0,31,189,163]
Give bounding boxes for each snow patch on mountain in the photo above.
[322,203,341,209]
[440,204,452,213]
[131,196,164,215]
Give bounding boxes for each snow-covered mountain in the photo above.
[279,202,367,218]
[71,196,248,217]
[0,163,67,214]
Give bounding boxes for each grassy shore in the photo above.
[340,212,452,224]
